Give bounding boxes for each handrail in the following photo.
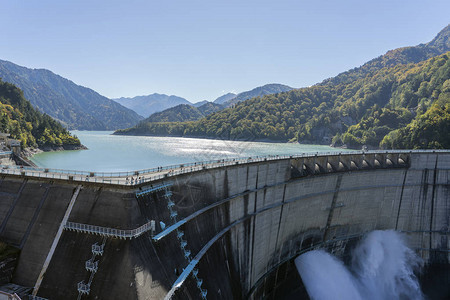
[0,290,22,300]
[0,150,448,186]
[64,221,153,239]
[136,183,172,197]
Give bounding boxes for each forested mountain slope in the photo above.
[0,79,81,149]
[144,102,224,123]
[0,60,142,130]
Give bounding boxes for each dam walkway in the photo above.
[1,149,443,186]
[64,221,154,239]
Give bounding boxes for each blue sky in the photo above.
[1,0,449,102]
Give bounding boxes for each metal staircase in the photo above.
[159,186,207,299]
[136,183,172,198]
[77,237,106,299]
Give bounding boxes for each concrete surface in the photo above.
[0,151,447,299]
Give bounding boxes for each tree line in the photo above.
[0,79,80,148]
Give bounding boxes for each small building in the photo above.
[0,133,10,150]
[0,132,10,140]
[8,140,21,155]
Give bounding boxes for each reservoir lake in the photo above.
[31,131,349,172]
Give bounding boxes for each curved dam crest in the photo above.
[0,150,448,299]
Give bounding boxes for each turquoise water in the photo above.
[30,131,348,172]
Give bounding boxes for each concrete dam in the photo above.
[0,150,448,299]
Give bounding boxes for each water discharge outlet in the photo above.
[295,230,424,300]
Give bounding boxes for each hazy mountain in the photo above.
[223,84,294,106]
[113,94,191,118]
[116,83,293,122]
[193,100,209,107]
[0,60,142,130]
[213,93,236,104]
[144,102,224,123]
[115,84,293,120]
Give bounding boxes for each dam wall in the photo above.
[153,152,448,299]
[0,151,448,299]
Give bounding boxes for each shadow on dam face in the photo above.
[0,151,448,299]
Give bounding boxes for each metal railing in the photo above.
[0,150,12,157]
[77,237,107,300]
[77,281,90,295]
[0,291,21,300]
[136,183,172,198]
[85,258,98,273]
[0,150,448,186]
[64,221,153,239]
[29,296,48,300]
[92,243,104,256]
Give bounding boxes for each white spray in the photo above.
[295,230,424,300]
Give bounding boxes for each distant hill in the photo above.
[197,102,224,116]
[193,100,209,107]
[213,93,236,104]
[0,79,81,149]
[223,84,294,106]
[115,25,450,150]
[145,104,203,123]
[113,94,191,118]
[144,102,224,123]
[0,60,142,130]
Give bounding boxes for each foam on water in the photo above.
[295,250,362,299]
[295,230,424,300]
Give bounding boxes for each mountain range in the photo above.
[0,57,295,131]
[113,94,191,118]
[115,24,450,150]
[113,83,294,117]
[132,83,295,122]
[0,60,142,130]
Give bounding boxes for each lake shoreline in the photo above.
[23,144,88,158]
[30,131,350,172]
